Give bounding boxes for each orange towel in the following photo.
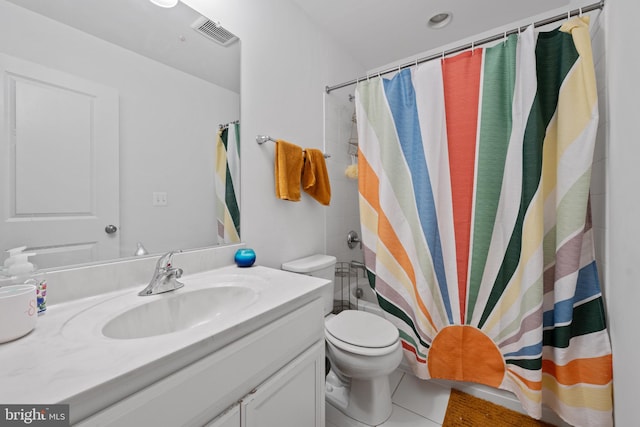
[275,139,304,201]
[302,148,331,205]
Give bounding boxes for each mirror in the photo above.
[0,0,241,270]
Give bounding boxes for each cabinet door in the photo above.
[241,341,324,427]
[205,404,240,427]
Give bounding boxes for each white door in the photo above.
[241,341,325,427]
[0,53,119,268]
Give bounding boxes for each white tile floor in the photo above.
[326,368,571,427]
[326,369,452,427]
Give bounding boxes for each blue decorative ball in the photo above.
[234,248,256,267]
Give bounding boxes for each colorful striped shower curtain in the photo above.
[355,17,612,426]
[215,123,241,244]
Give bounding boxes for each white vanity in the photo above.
[0,262,330,426]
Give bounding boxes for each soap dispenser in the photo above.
[3,246,27,271]
[4,249,47,315]
[7,251,36,277]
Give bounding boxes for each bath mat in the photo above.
[442,389,556,427]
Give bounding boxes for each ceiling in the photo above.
[6,0,240,93]
[290,0,596,73]
[7,0,600,93]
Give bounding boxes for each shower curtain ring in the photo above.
[579,7,583,16]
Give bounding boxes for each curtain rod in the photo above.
[325,0,604,94]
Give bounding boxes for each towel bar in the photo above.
[256,135,331,158]
[256,135,276,145]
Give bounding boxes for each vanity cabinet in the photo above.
[241,341,324,427]
[205,405,240,427]
[75,299,325,427]
[207,341,324,427]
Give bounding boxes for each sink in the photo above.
[102,286,259,339]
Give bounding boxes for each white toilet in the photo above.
[282,255,403,426]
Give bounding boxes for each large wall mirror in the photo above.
[0,0,241,270]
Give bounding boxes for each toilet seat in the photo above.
[325,310,400,357]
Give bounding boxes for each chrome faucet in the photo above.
[138,251,184,296]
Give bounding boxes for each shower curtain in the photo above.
[355,17,612,427]
[215,123,241,244]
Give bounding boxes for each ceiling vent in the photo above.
[191,17,238,46]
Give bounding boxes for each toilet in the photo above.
[282,255,403,426]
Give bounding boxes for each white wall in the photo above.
[183,0,364,268]
[0,0,239,260]
[605,1,640,425]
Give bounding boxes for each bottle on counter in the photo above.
[3,247,47,315]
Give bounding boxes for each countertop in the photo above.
[0,264,330,422]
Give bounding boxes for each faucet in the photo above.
[138,251,184,296]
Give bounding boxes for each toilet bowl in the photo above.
[282,255,403,426]
[325,310,403,425]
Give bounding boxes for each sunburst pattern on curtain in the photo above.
[355,17,612,426]
[215,123,240,244]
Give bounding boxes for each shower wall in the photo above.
[590,11,608,294]
[323,88,363,265]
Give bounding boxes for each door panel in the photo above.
[14,77,93,214]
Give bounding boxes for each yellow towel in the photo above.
[302,148,331,206]
[275,139,304,201]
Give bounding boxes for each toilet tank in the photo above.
[281,254,336,315]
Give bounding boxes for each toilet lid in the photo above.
[325,310,399,348]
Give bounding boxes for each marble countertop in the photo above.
[0,264,329,421]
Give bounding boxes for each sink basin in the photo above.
[102,286,258,339]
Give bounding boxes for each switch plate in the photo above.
[152,192,168,206]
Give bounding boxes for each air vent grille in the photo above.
[191,17,238,46]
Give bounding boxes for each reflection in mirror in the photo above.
[0,0,240,270]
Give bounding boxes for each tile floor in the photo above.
[326,369,451,427]
[326,368,571,427]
